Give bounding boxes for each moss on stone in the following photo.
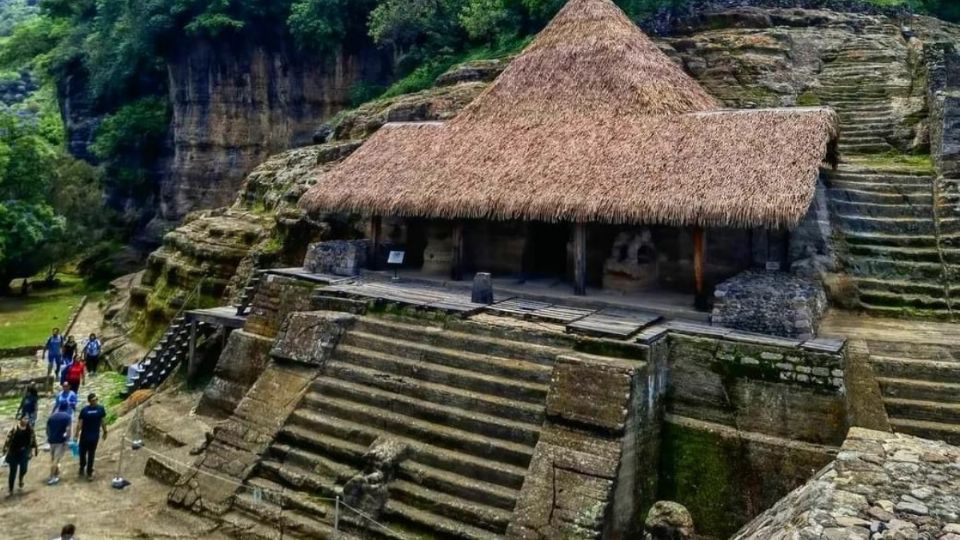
[796,91,821,106]
[658,422,746,537]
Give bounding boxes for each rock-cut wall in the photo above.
[159,35,389,226]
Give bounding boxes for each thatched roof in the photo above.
[300,0,839,228]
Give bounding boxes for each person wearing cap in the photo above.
[75,393,107,479]
[46,403,72,485]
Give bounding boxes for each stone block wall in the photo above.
[243,274,317,338]
[659,332,848,536]
[195,330,274,417]
[711,271,829,340]
[303,240,369,277]
[508,344,664,540]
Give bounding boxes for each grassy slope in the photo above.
[0,275,101,349]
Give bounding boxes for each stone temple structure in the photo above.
[299,0,839,320]
[115,0,960,539]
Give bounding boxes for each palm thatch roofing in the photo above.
[300,0,839,228]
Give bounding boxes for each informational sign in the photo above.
[765,261,781,271]
[388,251,406,265]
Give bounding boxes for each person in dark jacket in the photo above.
[15,385,39,427]
[3,416,39,496]
[75,393,107,479]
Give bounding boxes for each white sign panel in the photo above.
[387,251,405,265]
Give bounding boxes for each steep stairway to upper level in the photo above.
[224,315,571,540]
[815,27,960,319]
[867,340,960,445]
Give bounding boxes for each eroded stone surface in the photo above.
[732,428,960,539]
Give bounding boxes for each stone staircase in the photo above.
[816,28,960,319]
[225,315,566,539]
[867,340,960,445]
[125,317,208,395]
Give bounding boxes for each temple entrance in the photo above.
[522,222,570,281]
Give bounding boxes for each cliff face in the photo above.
[159,36,389,227]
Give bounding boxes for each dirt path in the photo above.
[66,297,103,339]
[0,388,230,539]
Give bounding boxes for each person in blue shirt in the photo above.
[46,404,72,485]
[44,328,63,380]
[74,393,108,479]
[15,385,39,428]
[82,333,102,375]
[52,382,78,417]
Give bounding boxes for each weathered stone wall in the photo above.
[508,345,662,540]
[303,240,369,277]
[243,274,317,338]
[659,333,847,536]
[929,43,960,178]
[733,427,960,539]
[196,330,274,417]
[169,310,354,515]
[711,271,829,339]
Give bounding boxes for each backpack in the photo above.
[65,361,85,384]
[85,339,101,357]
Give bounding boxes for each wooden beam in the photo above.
[451,222,465,281]
[370,215,382,270]
[692,226,708,310]
[573,223,587,296]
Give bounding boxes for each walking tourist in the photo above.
[44,328,64,380]
[46,403,72,485]
[53,382,78,416]
[62,336,78,365]
[3,416,38,496]
[82,333,102,375]
[75,393,107,480]
[15,385,39,428]
[63,358,86,394]
[53,523,77,539]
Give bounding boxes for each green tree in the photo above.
[90,97,170,199]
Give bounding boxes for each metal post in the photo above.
[334,495,341,532]
[186,320,198,381]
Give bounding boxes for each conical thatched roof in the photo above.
[300,0,839,228]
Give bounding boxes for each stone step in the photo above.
[870,356,960,384]
[340,330,554,383]
[826,171,932,184]
[855,277,956,298]
[828,187,934,205]
[279,418,529,489]
[845,257,944,281]
[398,460,518,511]
[837,135,891,145]
[384,499,502,540]
[221,510,304,540]
[836,216,941,235]
[839,142,897,154]
[352,317,562,366]
[830,200,936,219]
[389,479,512,534]
[325,361,545,425]
[878,378,960,404]
[335,345,549,404]
[885,397,960,425]
[857,290,952,312]
[232,489,339,540]
[270,438,518,513]
[838,114,893,124]
[296,394,536,467]
[306,380,542,446]
[830,104,893,113]
[888,417,960,446]
[860,302,955,321]
[846,245,960,264]
[867,341,960,361]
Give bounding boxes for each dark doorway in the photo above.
[523,222,570,280]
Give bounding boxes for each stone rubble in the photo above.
[732,428,960,539]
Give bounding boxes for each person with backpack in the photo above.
[3,415,38,496]
[75,393,107,480]
[82,333,102,375]
[15,385,39,427]
[46,403,72,486]
[44,328,64,381]
[52,382,78,417]
[63,359,86,394]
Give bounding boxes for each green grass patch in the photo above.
[0,274,102,349]
[844,152,934,173]
[100,372,128,425]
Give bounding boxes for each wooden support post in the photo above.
[692,226,708,311]
[186,320,198,380]
[573,223,587,296]
[370,215,382,270]
[451,222,465,281]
